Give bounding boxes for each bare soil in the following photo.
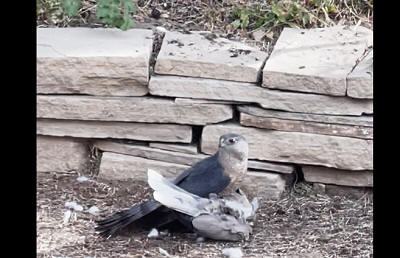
[37,171,373,257]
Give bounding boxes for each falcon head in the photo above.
[218,133,248,161]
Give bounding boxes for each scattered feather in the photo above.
[87,206,100,215]
[156,26,167,34]
[63,210,72,224]
[65,201,83,212]
[158,247,170,257]
[251,197,259,213]
[147,228,159,238]
[76,176,89,182]
[159,230,169,237]
[196,236,205,243]
[222,247,243,258]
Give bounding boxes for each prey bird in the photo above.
[147,168,259,241]
[95,133,249,238]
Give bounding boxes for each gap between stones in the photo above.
[345,44,373,96]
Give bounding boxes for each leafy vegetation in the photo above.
[230,0,373,38]
[37,0,373,39]
[37,0,136,31]
[95,0,136,31]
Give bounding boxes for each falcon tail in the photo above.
[95,199,161,238]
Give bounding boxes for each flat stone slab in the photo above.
[149,142,198,155]
[154,31,268,82]
[324,184,372,199]
[37,95,232,125]
[99,152,188,181]
[302,165,373,187]
[37,135,89,173]
[37,28,153,96]
[238,106,373,127]
[149,75,372,115]
[262,26,373,96]
[201,123,373,170]
[174,98,247,105]
[99,151,287,199]
[241,171,287,200]
[94,140,294,174]
[37,119,192,143]
[239,111,373,139]
[347,50,373,99]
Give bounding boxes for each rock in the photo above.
[312,183,326,194]
[201,123,373,170]
[149,75,373,115]
[149,142,198,154]
[37,28,153,96]
[347,50,373,99]
[311,182,371,199]
[37,135,89,173]
[239,112,373,139]
[302,165,373,187]
[95,140,294,174]
[262,26,373,96]
[247,160,294,174]
[37,118,192,143]
[37,95,232,125]
[174,98,246,105]
[154,31,268,82]
[325,184,372,199]
[242,171,287,200]
[98,152,189,181]
[95,140,207,166]
[238,105,373,127]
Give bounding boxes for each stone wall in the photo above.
[37,26,373,199]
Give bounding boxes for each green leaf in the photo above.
[62,0,80,17]
[120,15,134,31]
[241,14,249,29]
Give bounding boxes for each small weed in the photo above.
[230,0,373,37]
[37,0,136,31]
[96,0,136,31]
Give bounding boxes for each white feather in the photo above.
[147,169,205,216]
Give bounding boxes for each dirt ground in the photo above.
[37,171,373,257]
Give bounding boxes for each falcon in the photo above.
[95,133,249,238]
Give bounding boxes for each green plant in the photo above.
[62,0,80,16]
[230,0,373,35]
[96,0,136,31]
[231,1,312,32]
[60,0,136,30]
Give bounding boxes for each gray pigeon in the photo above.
[147,169,259,241]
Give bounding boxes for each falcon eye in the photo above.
[228,138,237,144]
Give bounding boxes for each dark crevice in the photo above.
[232,106,241,123]
[149,28,166,76]
[191,126,204,154]
[191,126,203,145]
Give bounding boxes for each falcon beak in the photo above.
[219,139,226,148]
